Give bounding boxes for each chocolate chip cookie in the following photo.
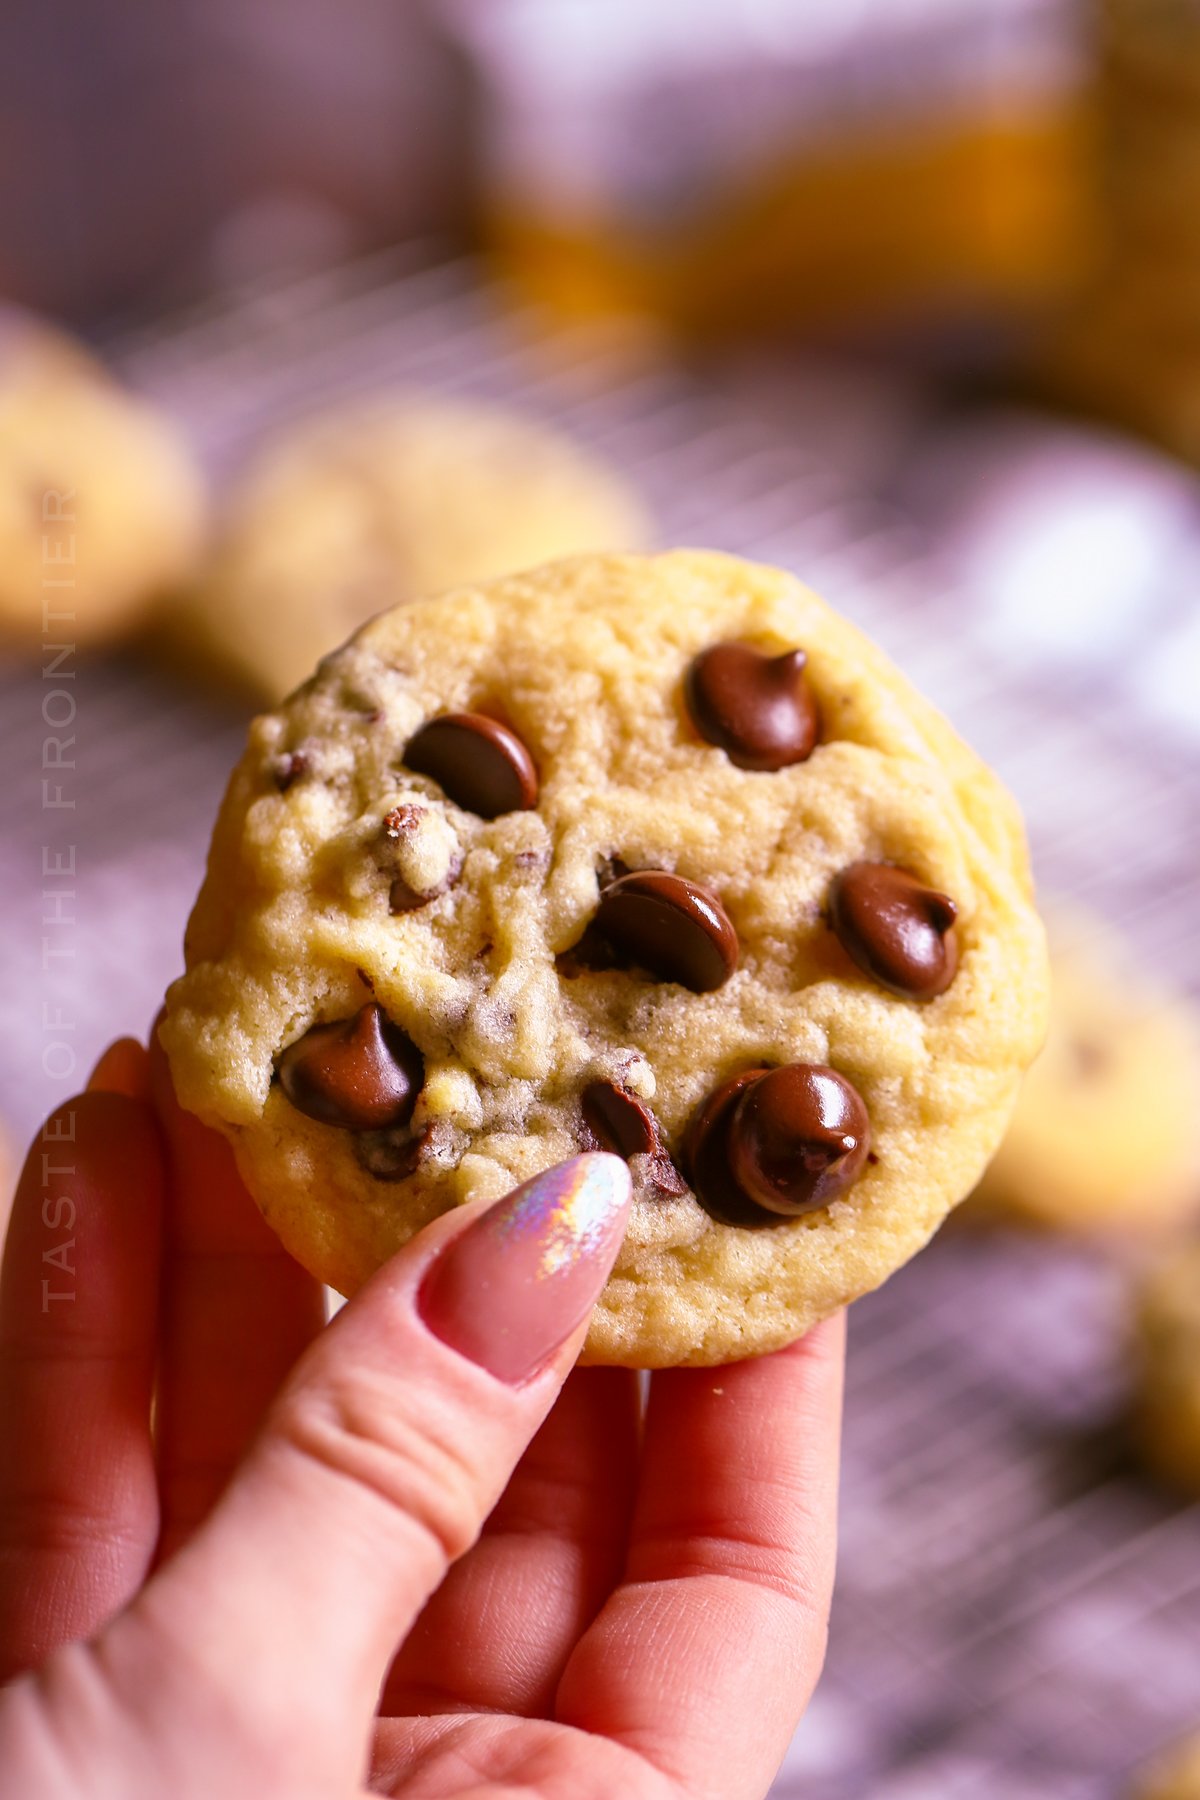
[177,396,648,702]
[0,307,205,647]
[162,550,1048,1365]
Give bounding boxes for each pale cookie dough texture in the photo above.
[180,396,649,702]
[163,550,1048,1366]
[0,307,205,646]
[970,910,1200,1233]
[1132,1242,1200,1499]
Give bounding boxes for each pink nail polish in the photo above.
[418,1153,632,1384]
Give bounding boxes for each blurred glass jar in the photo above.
[0,1,468,324]
[439,0,1101,360]
[1037,0,1200,460]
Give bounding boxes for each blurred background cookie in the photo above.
[968,908,1200,1233]
[0,309,206,648]
[1131,1242,1200,1500]
[175,396,650,703]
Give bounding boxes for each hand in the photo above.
[0,1029,843,1800]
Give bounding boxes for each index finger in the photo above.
[149,1024,326,1558]
[556,1314,845,1800]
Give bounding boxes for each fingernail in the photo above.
[418,1153,632,1384]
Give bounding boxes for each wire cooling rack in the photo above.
[2,254,1199,1798]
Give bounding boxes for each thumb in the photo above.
[127,1152,631,1749]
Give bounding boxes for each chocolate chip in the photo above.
[388,859,462,916]
[382,806,428,915]
[378,803,462,914]
[353,1122,434,1181]
[554,863,635,976]
[589,871,738,992]
[727,1064,870,1216]
[683,1068,778,1228]
[597,854,633,887]
[554,934,604,980]
[276,1002,424,1131]
[829,862,958,999]
[389,878,429,915]
[686,1063,870,1225]
[580,1078,688,1197]
[383,803,424,839]
[273,748,310,791]
[684,642,819,771]
[404,712,538,819]
[644,1154,689,1199]
[581,1079,658,1158]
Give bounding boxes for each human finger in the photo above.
[87,1037,152,1102]
[557,1314,845,1800]
[148,1029,326,1558]
[124,1155,632,1757]
[381,1364,640,1719]
[0,1093,162,1682]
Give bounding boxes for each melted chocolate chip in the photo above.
[554,934,604,980]
[354,1122,434,1181]
[379,804,462,914]
[389,878,431,915]
[829,862,958,1000]
[582,1079,658,1157]
[683,1068,778,1228]
[404,713,538,819]
[727,1064,870,1216]
[580,1079,688,1197]
[684,642,819,771]
[276,1003,424,1131]
[644,1154,689,1199]
[597,854,633,887]
[589,871,738,993]
[388,859,462,916]
[686,1063,870,1225]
